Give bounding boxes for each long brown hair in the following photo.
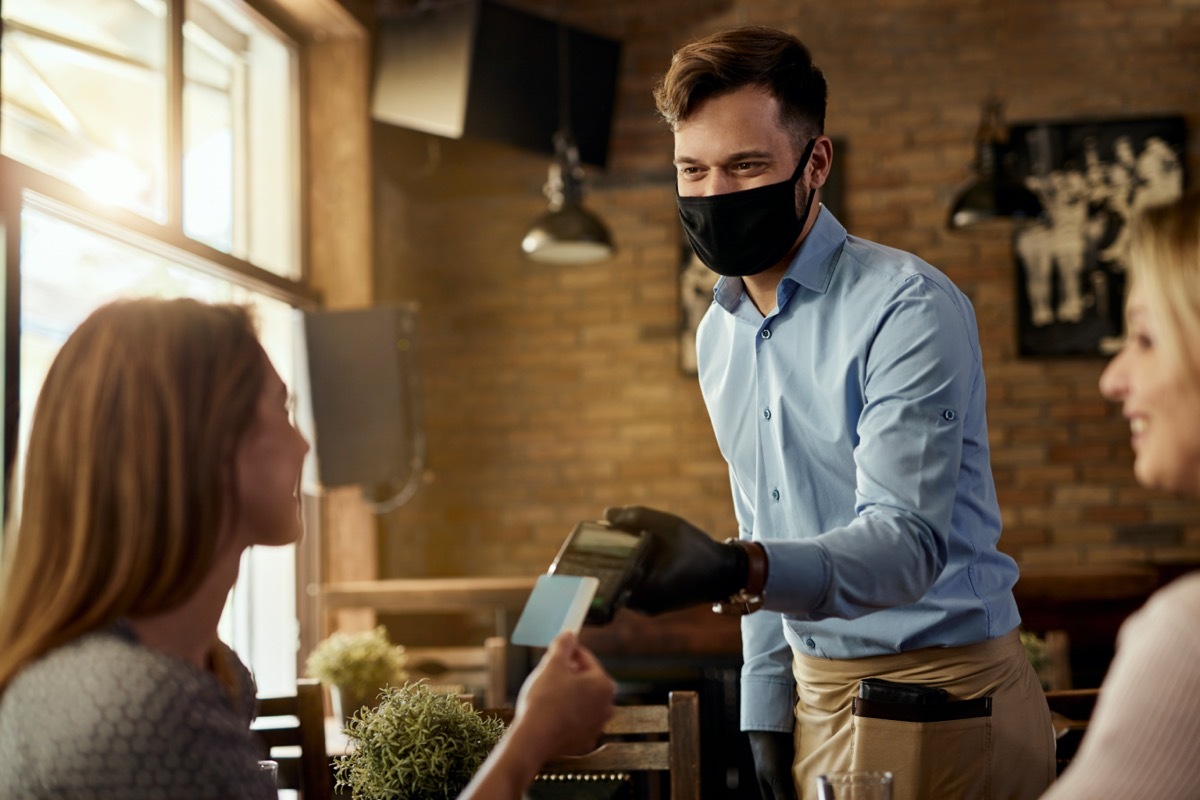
[653,26,827,150]
[0,298,266,691]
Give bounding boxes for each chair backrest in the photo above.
[484,690,701,800]
[252,678,333,800]
[404,636,508,708]
[1045,688,1101,776]
[1045,687,1100,722]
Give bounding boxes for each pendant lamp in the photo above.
[521,20,615,264]
[948,99,1044,230]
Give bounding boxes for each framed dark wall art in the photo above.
[1007,116,1187,357]
[678,138,847,374]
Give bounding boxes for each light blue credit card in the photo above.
[511,573,600,648]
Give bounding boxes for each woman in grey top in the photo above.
[0,298,616,800]
[0,623,268,799]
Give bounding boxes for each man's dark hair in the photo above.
[654,26,827,151]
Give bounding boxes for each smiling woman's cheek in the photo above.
[1131,359,1200,495]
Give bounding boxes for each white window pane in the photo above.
[184,85,236,252]
[1,2,167,219]
[184,0,299,279]
[3,0,166,70]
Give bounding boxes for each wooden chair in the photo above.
[1045,688,1101,776]
[252,678,334,800]
[404,636,508,708]
[484,690,701,800]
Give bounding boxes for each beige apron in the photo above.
[789,629,1056,800]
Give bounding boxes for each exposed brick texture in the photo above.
[369,0,1200,594]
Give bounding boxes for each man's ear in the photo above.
[807,135,834,190]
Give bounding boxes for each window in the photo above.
[1,0,168,220]
[2,0,299,277]
[1,0,308,696]
[183,0,299,275]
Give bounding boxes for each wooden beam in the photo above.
[322,577,537,614]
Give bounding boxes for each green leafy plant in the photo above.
[334,682,506,800]
[306,626,408,697]
[1021,629,1050,676]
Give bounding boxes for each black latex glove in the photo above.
[603,505,747,615]
[748,730,798,800]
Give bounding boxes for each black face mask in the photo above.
[677,138,818,278]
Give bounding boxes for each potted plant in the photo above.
[334,682,506,800]
[306,625,408,722]
[1021,628,1051,689]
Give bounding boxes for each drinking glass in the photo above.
[816,770,893,800]
[258,759,279,788]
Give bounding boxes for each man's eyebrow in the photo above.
[725,150,774,161]
[674,150,775,166]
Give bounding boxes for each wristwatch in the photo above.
[712,538,768,615]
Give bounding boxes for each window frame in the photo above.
[0,0,318,496]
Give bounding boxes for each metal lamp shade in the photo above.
[521,203,615,264]
[949,162,1044,229]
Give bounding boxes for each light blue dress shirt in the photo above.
[696,207,1021,732]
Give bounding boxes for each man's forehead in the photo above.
[672,90,793,161]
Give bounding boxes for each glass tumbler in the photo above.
[257,759,279,788]
[816,770,894,800]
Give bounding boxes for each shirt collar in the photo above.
[711,206,847,313]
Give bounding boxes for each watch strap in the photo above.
[712,538,768,616]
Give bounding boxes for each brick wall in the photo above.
[370,0,1200,595]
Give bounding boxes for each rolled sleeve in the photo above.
[739,611,797,732]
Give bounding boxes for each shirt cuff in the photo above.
[740,676,796,732]
[758,539,831,614]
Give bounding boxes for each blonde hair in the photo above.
[0,298,266,691]
[1127,191,1200,384]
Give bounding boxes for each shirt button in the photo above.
[805,638,816,649]
[763,408,771,420]
[761,328,772,339]
[771,488,781,502]
[943,409,956,421]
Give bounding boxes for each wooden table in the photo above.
[320,576,538,636]
[1012,563,1159,641]
[1014,564,1159,603]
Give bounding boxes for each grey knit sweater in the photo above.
[0,623,274,800]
